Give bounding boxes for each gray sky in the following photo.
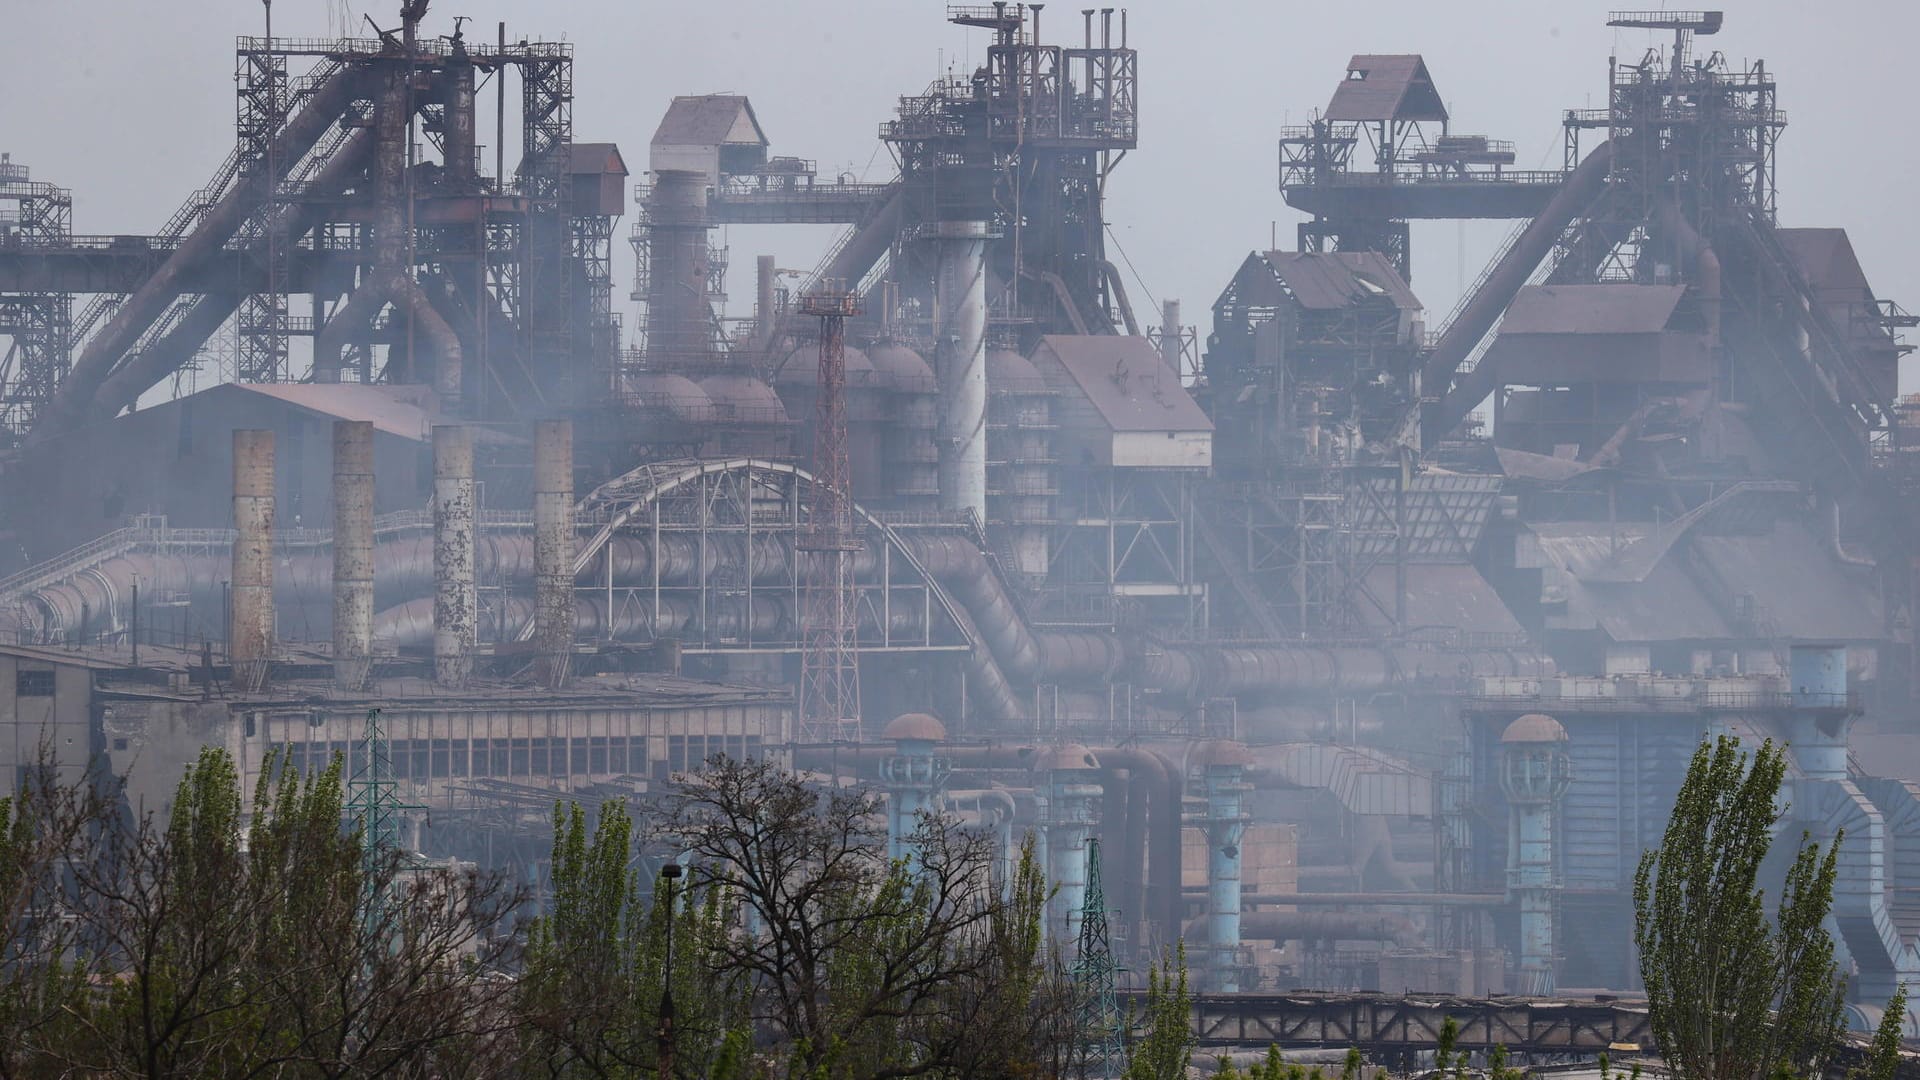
[5,1,1916,387]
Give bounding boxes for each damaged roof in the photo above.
[1499,283,1688,335]
[1325,55,1449,124]
[1035,336,1212,432]
[1262,250,1422,312]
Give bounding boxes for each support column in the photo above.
[1196,740,1252,992]
[755,254,778,352]
[879,713,951,865]
[332,420,375,691]
[1500,713,1570,997]
[433,425,475,687]
[1037,743,1102,947]
[933,221,990,523]
[533,419,574,687]
[230,429,275,692]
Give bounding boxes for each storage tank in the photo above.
[986,347,1056,576]
[867,341,939,509]
[774,343,885,499]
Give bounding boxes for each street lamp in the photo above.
[658,861,683,1079]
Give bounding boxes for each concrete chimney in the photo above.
[433,424,475,687]
[230,429,275,691]
[934,221,990,523]
[1160,299,1183,376]
[533,419,574,687]
[332,420,375,691]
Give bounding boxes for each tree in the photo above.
[1125,943,1195,1080]
[1633,735,1847,1080]
[518,798,750,1078]
[9,746,520,1077]
[1856,983,1908,1080]
[657,754,1066,1079]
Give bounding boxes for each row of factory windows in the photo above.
[278,733,766,782]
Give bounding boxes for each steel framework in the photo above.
[795,288,865,742]
[0,157,74,441]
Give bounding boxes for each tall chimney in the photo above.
[230,429,275,691]
[332,420,375,691]
[646,169,713,363]
[934,221,991,523]
[433,425,476,687]
[533,419,574,687]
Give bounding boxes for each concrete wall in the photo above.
[0,653,94,797]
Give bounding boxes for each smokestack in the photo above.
[646,169,713,363]
[433,424,475,687]
[443,59,478,187]
[1160,299,1183,377]
[756,254,778,352]
[332,420,375,691]
[934,221,990,523]
[533,419,574,687]
[230,429,275,692]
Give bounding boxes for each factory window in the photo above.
[530,739,550,774]
[388,740,408,780]
[745,736,763,761]
[570,739,588,774]
[15,670,54,697]
[448,739,468,778]
[490,739,511,778]
[112,737,128,752]
[511,738,530,776]
[410,741,429,780]
[431,742,449,779]
[589,737,608,775]
[607,739,627,774]
[668,736,687,774]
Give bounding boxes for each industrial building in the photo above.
[0,3,1915,1021]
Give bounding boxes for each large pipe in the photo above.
[934,222,990,523]
[1196,741,1253,992]
[313,60,464,405]
[533,419,574,686]
[816,187,905,289]
[1095,746,1183,950]
[432,425,475,686]
[443,57,478,188]
[230,429,275,691]
[1425,140,1615,443]
[1037,745,1102,946]
[32,64,371,445]
[1225,910,1420,948]
[332,421,375,691]
[84,127,378,421]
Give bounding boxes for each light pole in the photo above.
[657,861,683,1078]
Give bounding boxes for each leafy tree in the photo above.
[7,746,519,1076]
[1125,943,1195,1080]
[1633,735,1848,1080]
[518,798,750,1078]
[1856,983,1908,1080]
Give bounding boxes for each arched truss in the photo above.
[519,457,972,656]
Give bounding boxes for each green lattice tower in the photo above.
[1074,837,1123,1078]
[346,707,421,937]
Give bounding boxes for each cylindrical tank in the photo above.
[1193,740,1253,992]
[1036,743,1102,948]
[645,169,714,364]
[867,341,939,509]
[1789,643,1851,780]
[880,713,951,864]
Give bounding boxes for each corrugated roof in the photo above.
[1262,250,1421,312]
[226,383,439,441]
[1499,284,1687,335]
[566,142,629,176]
[1690,523,1882,640]
[1325,55,1449,124]
[1036,336,1212,433]
[650,95,768,148]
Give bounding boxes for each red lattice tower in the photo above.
[795,285,865,743]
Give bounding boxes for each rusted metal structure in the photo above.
[794,287,864,743]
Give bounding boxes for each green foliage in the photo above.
[1634,735,1848,1080]
[1857,983,1908,1080]
[520,799,750,1078]
[1126,942,1196,1080]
